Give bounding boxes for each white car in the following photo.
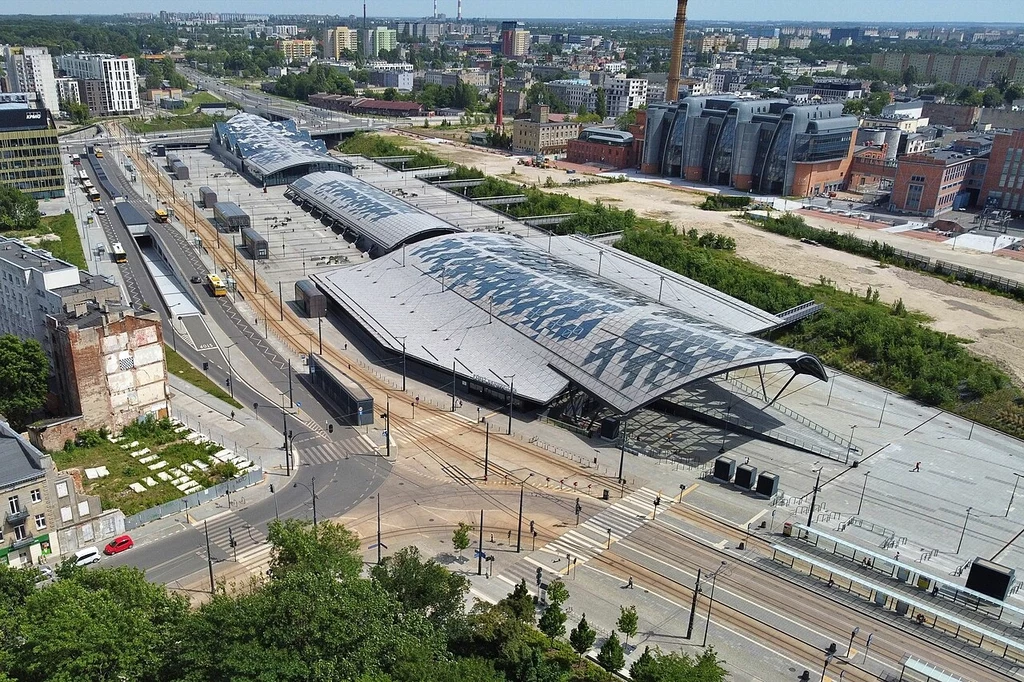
[96,207,106,215]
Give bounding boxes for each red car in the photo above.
[103,535,134,555]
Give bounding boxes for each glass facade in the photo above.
[0,127,63,199]
[759,116,793,195]
[707,112,738,186]
[791,131,854,163]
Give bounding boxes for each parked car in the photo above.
[73,546,101,566]
[103,535,134,555]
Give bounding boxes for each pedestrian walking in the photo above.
[627,576,634,589]
[507,529,512,542]
[913,462,921,472]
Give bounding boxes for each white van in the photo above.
[73,546,101,567]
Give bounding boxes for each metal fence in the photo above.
[124,466,264,530]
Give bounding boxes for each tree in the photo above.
[500,579,536,623]
[0,185,39,231]
[902,66,919,87]
[0,564,37,614]
[538,602,567,641]
[843,98,866,116]
[11,566,188,682]
[982,86,1004,108]
[569,613,596,660]
[382,87,398,101]
[595,88,607,118]
[630,646,728,682]
[795,74,814,86]
[370,545,469,631]
[267,518,362,581]
[0,336,48,430]
[596,631,626,673]
[1004,83,1024,106]
[61,99,90,124]
[617,605,639,645]
[452,521,472,558]
[546,579,569,607]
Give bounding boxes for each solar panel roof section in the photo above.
[538,235,783,334]
[316,232,826,414]
[289,171,461,253]
[215,113,340,177]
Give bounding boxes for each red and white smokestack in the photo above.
[433,0,437,18]
[457,0,462,21]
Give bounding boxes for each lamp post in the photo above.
[618,418,628,485]
[857,471,869,516]
[956,506,972,554]
[847,424,857,461]
[1006,473,1023,518]
[516,473,534,553]
[506,374,515,435]
[293,478,318,527]
[847,627,860,657]
[224,342,236,399]
[807,467,823,528]
[398,336,407,391]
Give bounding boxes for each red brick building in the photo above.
[566,127,638,169]
[979,129,1024,213]
[889,151,978,217]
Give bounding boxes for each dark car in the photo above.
[190,275,203,284]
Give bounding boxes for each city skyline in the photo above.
[14,1,1024,23]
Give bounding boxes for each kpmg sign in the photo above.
[0,108,51,131]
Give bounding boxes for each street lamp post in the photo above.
[847,424,857,462]
[507,374,515,435]
[618,418,628,485]
[516,473,534,553]
[293,478,318,527]
[807,468,823,528]
[956,506,973,554]
[857,471,870,516]
[847,627,860,657]
[399,336,407,391]
[483,420,490,481]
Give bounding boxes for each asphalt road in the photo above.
[74,141,391,584]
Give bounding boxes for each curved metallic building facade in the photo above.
[312,233,826,415]
[642,97,858,197]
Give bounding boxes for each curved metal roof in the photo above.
[288,171,461,255]
[213,113,346,178]
[313,233,826,413]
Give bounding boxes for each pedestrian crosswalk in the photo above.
[297,435,374,466]
[496,487,671,588]
[195,510,266,557]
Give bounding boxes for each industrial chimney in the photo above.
[433,0,437,18]
[457,0,462,20]
[665,0,688,103]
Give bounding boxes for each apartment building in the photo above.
[547,79,596,112]
[1,420,105,569]
[324,26,359,60]
[56,53,139,116]
[276,39,316,62]
[55,77,80,105]
[500,21,530,58]
[512,105,581,154]
[604,75,647,118]
[0,235,120,361]
[3,46,59,114]
[0,108,63,199]
[370,28,398,57]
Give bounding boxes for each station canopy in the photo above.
[313,233,826,414]
[212,113,346,178]
[288,171,461,255]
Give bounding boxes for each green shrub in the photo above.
[700,194,752,211]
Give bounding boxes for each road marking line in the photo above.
[744,509,769,529]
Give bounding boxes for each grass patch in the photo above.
[5,214,87,269]
[51,418,239,516]
[165,347,243,409]
[125,113,230,133]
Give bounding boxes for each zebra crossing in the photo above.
[296,434,375,466]
[496,487,671,587]
[195,510,266,557]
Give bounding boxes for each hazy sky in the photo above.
[21,1,1024,22]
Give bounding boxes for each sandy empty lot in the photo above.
[390,133,1024,383]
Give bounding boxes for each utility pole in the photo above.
[204,520,215,594]
[288,359,293,408]
[278,280,283,320]
[618,419,627,484]
[483,421,490,481]
[385,395,391,458]
[685,568,701,639]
